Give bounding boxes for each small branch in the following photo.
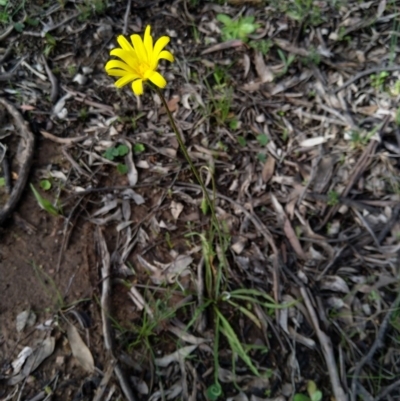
[350,292,400,401]
[0,98,35,225]
[300,287,348,401]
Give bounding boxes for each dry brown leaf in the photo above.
[283,218,306,260]
[254,52,273,83]
[160,95,180,114]
[271,194,306,259]
[262,156,275,183]
[314,156,335,193]
[67,323,95,373]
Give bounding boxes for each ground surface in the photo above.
[1,1,400,400]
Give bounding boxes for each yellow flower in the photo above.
[105,25,174,96]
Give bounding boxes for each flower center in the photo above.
[137,62,152,79]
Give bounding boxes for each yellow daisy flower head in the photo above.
[105,25,174,96]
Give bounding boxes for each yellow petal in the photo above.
[152,36,170,66]
[148,71,167,88]
[131,34,148,63]
[107,69,133,77]
[157,50,174,63]
[115,74,138,88]
[132,79,144,95]
[143,25,153,60]
[117,35,135,52]
[110,49,138,69]
[105,60,132,72]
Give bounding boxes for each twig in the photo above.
[300,287,348,401]
[40,130,87,144]
[41,56,58,103]
[375,378,400,401]
[335,65,400,93]
[96,227,137,401]
[0,98,35,225]
[353,208,381,249]
[123,0,131,35]
[317,115,390,230]
[350,292,400,401]
[377,204,400,244]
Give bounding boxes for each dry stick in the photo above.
[377,204,400,245]
[0,98,35,225]
[350,292,400,401]
[41,55,58,103]
[96,227,137,401]
[375,378,400,401]
[300,287,348,401]
[122,0,131,35]
[335,65,400,93]
[317,115,390,230]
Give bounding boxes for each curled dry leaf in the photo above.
[16,310,36,333]
[254,51,273,83]
[11,346,33,374]
[154,345,197,367]
[320,276,350,293]
[8,337,55,385]
[171,201,184,220]
[67,323,95,373]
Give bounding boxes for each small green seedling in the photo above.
[30,184,61,217]
[294,380,322,401]
[277,49,296,76]
[256,133,269,147]
[327,190,339,206]
[133,143,145,153]
[0,177,5,187]
[40,179,52,191]
[370,71,389,90]
[249,39,272,55]
[217,14,259,42]
[103,144,129,161]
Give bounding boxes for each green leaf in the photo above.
[25,17,39,26]
[0,0,8,6]
[134,143,145,153]
[200,197,208,215]
[215,309,260,377]
[293,395,311,401]
[307,380,317,395]
[30,184,60,217]
[45,33,56,46]
[206,383,222,401]
[40,179,52,191]
[311,391,322,401]
[257,153,267,163]
[0,177,5,187]
[237,136,247,147]
[216,14,232,26]
[116,144,129,156]
[256,133,269,146]
[103,148,115,160]
[13,22,24,32]
[117,163,128,174]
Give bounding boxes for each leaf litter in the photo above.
[1,0,400,400]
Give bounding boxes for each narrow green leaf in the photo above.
[30,184,60,217]
[215,308,260,377]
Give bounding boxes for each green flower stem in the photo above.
[155,88,222,236]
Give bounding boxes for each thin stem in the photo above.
[155,87,222,237]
